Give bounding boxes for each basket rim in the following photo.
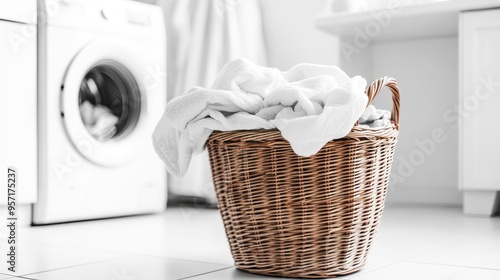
[208,122,399,144]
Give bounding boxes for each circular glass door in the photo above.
[62,41,148,166]
[78,62,141,142]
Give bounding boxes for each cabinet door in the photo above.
[460,9,500,191]
[0,20,37,204]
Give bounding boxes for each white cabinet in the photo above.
[460,9,500,216]
[0,19,37,207]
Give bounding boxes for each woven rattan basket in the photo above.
[207,77,400,278]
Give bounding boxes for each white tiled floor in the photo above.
[0,206,498,279]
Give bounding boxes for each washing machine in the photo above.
[33,0,167,224]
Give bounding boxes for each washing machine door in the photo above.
[62,40,148,166]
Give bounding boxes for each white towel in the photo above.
[152,58,369,177]
[152,87,275,176]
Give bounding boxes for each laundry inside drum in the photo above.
[78,62,141,141]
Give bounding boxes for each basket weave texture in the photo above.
[207,77,400,278]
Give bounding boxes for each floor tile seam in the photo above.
[16,240,139,257]
[119,252,234,267]
[348,258,409,279]
[176,266,234,280]
[396,226,500,265]
[406,260,500,272]
[17,256,131,278]
[350,234,485,279]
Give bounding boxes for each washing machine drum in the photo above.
[62,42,148,166]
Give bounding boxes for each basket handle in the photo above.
[361,76,400,128]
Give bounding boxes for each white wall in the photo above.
[259,0,340,70]
[378,37,460,206]
[343,37,461,206]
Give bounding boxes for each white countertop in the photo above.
[316,0,500,41]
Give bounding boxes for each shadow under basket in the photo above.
[207,77,400,278]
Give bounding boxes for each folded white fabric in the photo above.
[152,58,370,177]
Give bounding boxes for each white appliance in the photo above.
[33,0,167,224]
[0,0,38,216]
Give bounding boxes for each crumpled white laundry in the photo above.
[153,58,372,177]
[265,74,367,156]
[79,101,119,141]
[359,105,391,128]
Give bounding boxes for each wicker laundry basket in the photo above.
[206,77,400,278]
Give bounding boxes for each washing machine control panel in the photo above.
[39,0,163,36]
